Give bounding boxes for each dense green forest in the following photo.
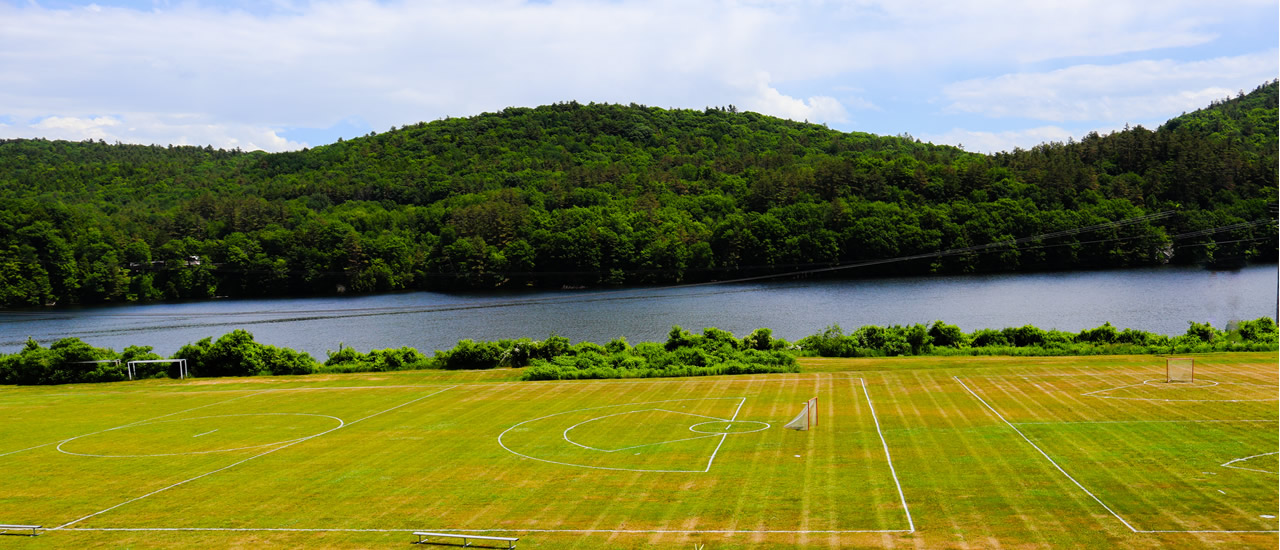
[2,318,1274,385]
[1,81,1276,308]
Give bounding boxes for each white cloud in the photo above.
[34,115,120,132]
[943,51,1278,122]
[0,113,305,152]
[0,0,1272,149]
[743,73,850,124]
[921,126,1081,154]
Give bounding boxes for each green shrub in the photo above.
[1077,322,1119,344]
[1184,321,1221,343]
[434,339,504,370]
[928,321,967,348]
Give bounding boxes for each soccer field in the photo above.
[0,353,1275,548]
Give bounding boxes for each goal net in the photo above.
[783,397,818,431]
[1166,357,1194,383]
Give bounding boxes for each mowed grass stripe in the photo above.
[1018,360,1222,527]
[954,374,1139,537]
[847,376,908,535]
[933,370,1087,547]
[3,353,1274,548]
[560,381,686,539]
[732,374,794,545]
[1199,359,1279,385]
[964,372,1167,533]
[56,386,455,530]
[873,371,958,546]
[996,369,1159,538]
[1021,419,1273,532]
[0,389,265,457]
[958,372,1279,533]
[0,390,286,524]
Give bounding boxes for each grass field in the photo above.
[0,353,1275,548]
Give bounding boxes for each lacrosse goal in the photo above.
[1166,357,1194,383]
[783,397,818,431]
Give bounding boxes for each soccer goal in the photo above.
[784,397,818,431]
[1166,357,1194,383]
[126,359,188,380]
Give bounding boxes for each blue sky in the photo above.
[1,0,1275,153]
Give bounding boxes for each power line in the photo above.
[6,210,1267,323]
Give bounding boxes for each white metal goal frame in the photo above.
[126,359,188,380]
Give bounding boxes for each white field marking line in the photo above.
[61,527,916,534]
[972,373,1280,533]
[702,397,746,473]
[953,375,1140,533]
[498,397,748,474]
[55,413,344,458]
[1008,368,1280,381]
[1011,419,1279,426]
[560,409,732,450]
[689,421,770,434]
[1068,377,1275,403]
[562,409,730,452]
[1015,371,1165,379]
[958,376,1280,535]
[192,429,218,438]
[0,389,267,459]
[1142,379,1220,388]
[49,385,455,531]
[1134,530,1280,534]
[1081,381,1147,396]
[1090,396,1275,403]
[860,377,915,533]
[602,435,723,453]
[1222,452,1280,475]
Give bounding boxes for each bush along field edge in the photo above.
[0,318,1275,385]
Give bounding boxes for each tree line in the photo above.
[2,318,1274,385]
[1,82,1276,307]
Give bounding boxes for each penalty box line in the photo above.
[954,376,1280,535]
[49,385,456,532]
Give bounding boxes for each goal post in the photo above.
[783,397,818,431]
[1166,357,1194,383]
[126,359,188,380]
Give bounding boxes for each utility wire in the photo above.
[5,210,1269,322]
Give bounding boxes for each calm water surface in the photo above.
[1,265,1275,357]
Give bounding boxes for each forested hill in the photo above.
[1,81,1276,308]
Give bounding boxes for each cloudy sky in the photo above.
[1,0,1276,153]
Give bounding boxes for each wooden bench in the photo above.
[413,531,517,549]
[0,524,41,536]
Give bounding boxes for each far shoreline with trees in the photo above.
[2,318,1274,386]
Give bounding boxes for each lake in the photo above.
[1,265,1275,358]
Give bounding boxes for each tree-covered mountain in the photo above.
[1,81,1275,308]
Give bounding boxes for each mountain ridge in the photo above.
[0,80,1275,307]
